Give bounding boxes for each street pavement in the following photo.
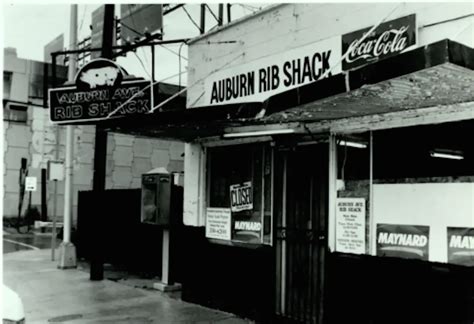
[3,247,252,323]
[3,230,53,254]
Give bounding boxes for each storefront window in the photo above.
[334,121,474,266]
[335,133,371,255]
[207,143,273,245]
[371,121,474,265]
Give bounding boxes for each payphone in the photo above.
[141,168,182,226]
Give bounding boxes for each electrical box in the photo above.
[141,169,183,226]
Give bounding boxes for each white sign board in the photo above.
[203,35,341,106]
[230,181,253,212]
[205,207,232,240]
[48,160,64,181]
[373,183,474,263]
[336,198,366,254]
[25,176,37,192]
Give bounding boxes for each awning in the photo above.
[105,39,474,141]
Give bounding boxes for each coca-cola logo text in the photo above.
[346,26,409,64]
[341,14,416,70]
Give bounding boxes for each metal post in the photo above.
[227,4,231,23]
[90,4,115,281]
[51,180,58,261]
[151,45,155,112]
[151,45,155,82]
[41,168,47,222]
[162,229,170,285]
[328,133,337,252]
[218,4,224,26]
[200,4,206,34]
[52,54,57,88]
[369,131,374,255]
[58,4,78,269]
[43,62,48,108]
[281,153,287,315]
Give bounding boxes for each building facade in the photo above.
[174,3,474,323]
[3,48,185,223]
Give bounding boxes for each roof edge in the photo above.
[187,4,287,45]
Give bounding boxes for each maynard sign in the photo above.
[447,227,474,266]
[49,58,152,123]
[342,14,417,71]
[376,223,429,260]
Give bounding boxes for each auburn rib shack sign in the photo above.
[49,59,152,123]
[342,14,417,71]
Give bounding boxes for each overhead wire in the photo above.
[125,4,151,68]
[106,51,244,118]
[178,41,187,89]
[159,44,188,61]
[108,4,403,119]
[205,4,220,23]
[147,52,244,114]
[73,69,187,124]
[133,51,152,79]
[181,6,201,32]
[78,5,87,36]
[238,4,261,13]
[269,3,404,121]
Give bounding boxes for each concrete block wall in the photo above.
[3,109,184,224]
[3,49,185,225]
[2,105,96,224]
[106,133,184,190]
[187,2,474,107]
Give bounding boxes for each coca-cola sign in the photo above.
[342,14,416,71]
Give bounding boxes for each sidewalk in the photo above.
[3,249,251,324]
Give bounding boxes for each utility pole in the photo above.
[90,4,115,281]
[58,4,78,269]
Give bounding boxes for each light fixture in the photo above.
[223,128,295,138]
[430,149,464,160]
[338,140,367,149]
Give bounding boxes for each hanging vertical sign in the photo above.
[342,14,417,71]
[447,227,474,266]
[376,224,429,260]
[336,198,366,254]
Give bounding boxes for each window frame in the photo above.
[205,141,274,247]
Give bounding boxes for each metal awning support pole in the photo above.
[328,133,337,252]
[369,131,374,255]
[58,3,78,269]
